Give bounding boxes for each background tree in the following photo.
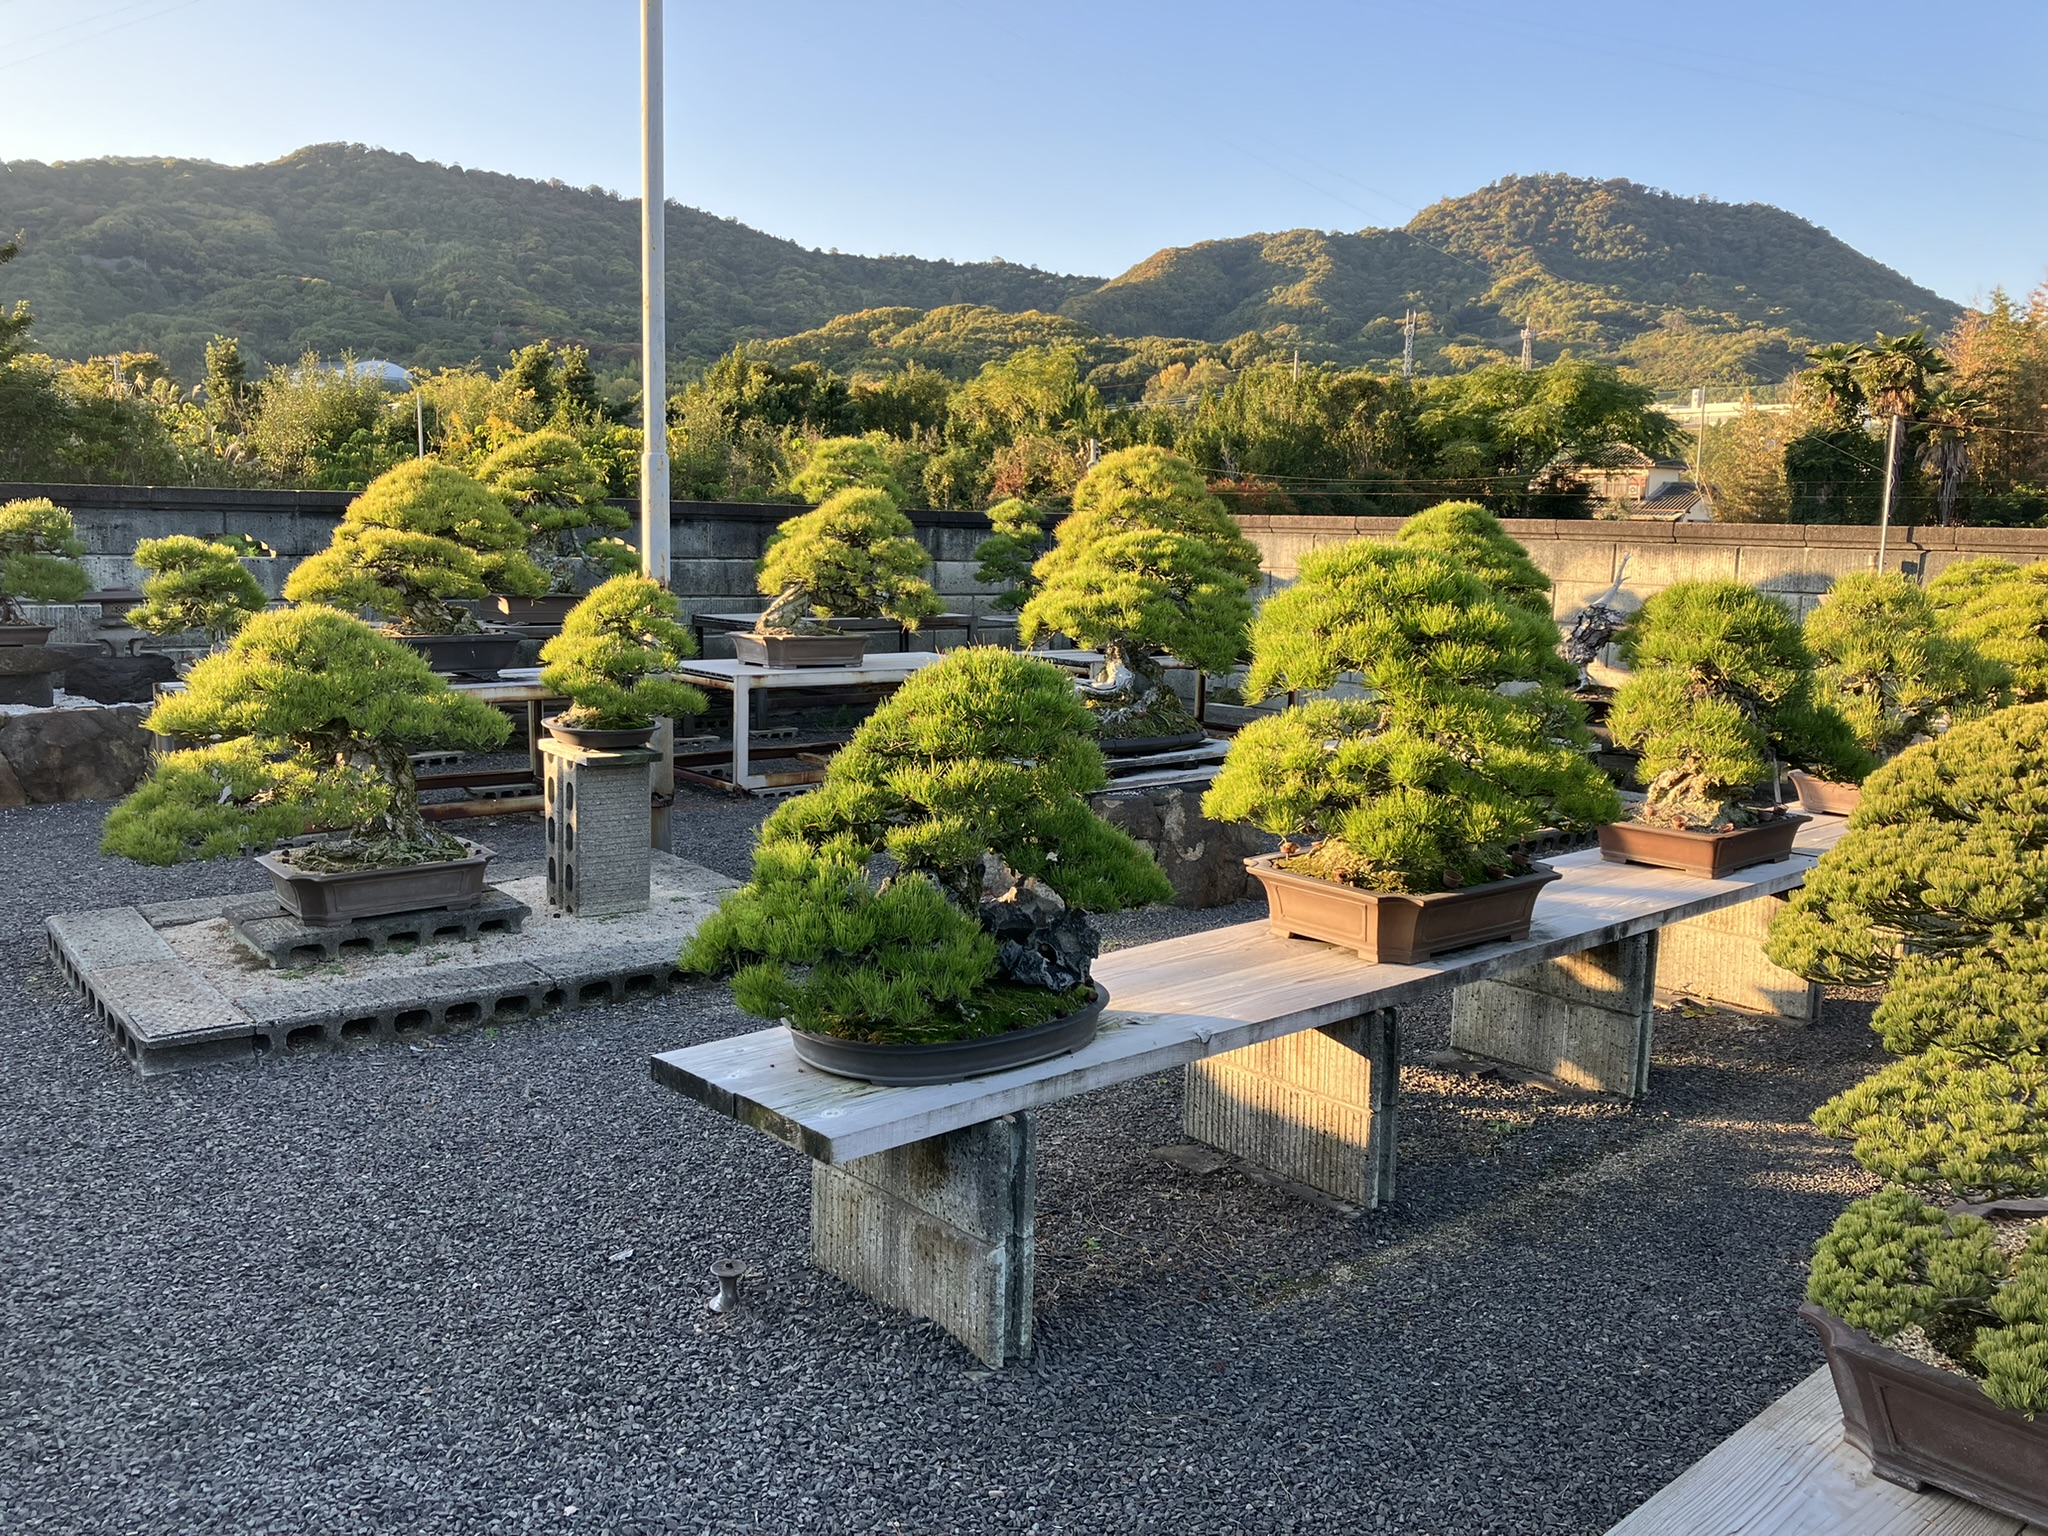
[972,498,1052,614]
[1700,402,1800,523]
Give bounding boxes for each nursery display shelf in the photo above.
[1605,1366,2044,1535]
[47,852,736,1077]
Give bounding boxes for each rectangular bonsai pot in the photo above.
[1788,770,1863,816]
[730,631,871,668]
[399,632,526,679]
[1802,1297,2048,1525]
[1244,855,1560,964]
[1596,813,1809,879]
[489,594,582,627]
[254,839,494,927]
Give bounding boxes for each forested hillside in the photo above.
[0,150,1959,388]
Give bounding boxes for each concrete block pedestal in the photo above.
[1657,893,1820,1021]
[540,738,657,918]
[1450,933,1658,1097]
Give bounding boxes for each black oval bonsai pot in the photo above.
[0,623,57,648]
[1801,1197,2048,1526]
[787,985,1110,1085]
[546,719,657,751]
[1097,730,1209,757]
[490,593,583,627]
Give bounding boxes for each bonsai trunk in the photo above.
[1080,640,1196,739]
[340,735,451,859]
[1642,761,1754,830]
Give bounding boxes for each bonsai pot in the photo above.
[254,838,494,926]
[1245,856,1561,965]
[546,719,657,751]
[787,985,1110,1085]
[1596,811,1809,879]
[0,623,56,648]
[1097,729,1208,757]
[489,593,582,627]
[1788,770,1863,816]
[1801,1198,2048,1527]
[399,631,525,679]
[731,630,870,668]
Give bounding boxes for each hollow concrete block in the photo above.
[1450,933,1658,1096]
[541,740,655,918]
[1656,893,1820,1021]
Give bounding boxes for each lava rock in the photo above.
[47,646,177,705]
[977,853,1096,990]
[0,703,153,806]
[1090,784,1272,908]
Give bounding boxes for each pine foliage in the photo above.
[101,738,386,866]
[127,535,267,643]
[1930,558,2048,702]
[972,497,1051,613]
[538,576,708,731]
[1980,1228,2048,1418]
[1393,501,1554,617]
[1806,1191,2002,1351]
[475,429,623,540]
[1804,572,2007,758]
[1204,540,1619,893]
[0,497,89,615]
[754,486,940,625]
[682,648,1168,1041]
[1609,581,1870,824]
[785,435,908,504]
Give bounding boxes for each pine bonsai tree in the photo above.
[1394,500,1554,618]
[104,606,509,869]
[284,461,549,633]
[682,648,1170,1043]
[1203,541,1619,893]
[128,535,268,646]
[786,435,908,504]
[1607,581,1871,829]
[539,576,708,731]
[972,497,1052,614]
[1929,557,2048,702]
[1803,572,2007,764]
[753,486,941,632]
[1019,447,1261,738]
[0,497,90,622]
[475,430,628,592]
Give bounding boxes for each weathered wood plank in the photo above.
[651,838,1832,1163]
[1606,1367,2045,1536]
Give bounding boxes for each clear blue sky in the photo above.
[6,0,2045,305]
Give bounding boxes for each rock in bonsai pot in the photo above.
[1766,721,2048,1523]
[102,606,512,911]
[1019,447,1260,744]
[1790,572,2009,816]
[1203,539,1619,963]
[681,648,1172,1084]
[1601,581,1870,876]
[283,460,550,675]
[744,484,938,666]
[538,575,707,750]
[0,497,90,647]
[476,430,636,624]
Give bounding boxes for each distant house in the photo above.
[1539,446,1713,521]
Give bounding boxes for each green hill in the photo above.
[0,150,1960,388]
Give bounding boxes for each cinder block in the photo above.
[1450,933,1658,1096]
[1657,894,1820,1020]
[542,740,656,918]
[811,1113,1035,1367]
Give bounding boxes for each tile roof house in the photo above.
[1538,446,1714,521]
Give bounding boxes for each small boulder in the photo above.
[977,853,1096,991]
[1090,784,1272,908]
[0,645,65,708]
[0,704,154,806]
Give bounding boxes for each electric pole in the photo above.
[1401,310,1415,380]
[1876,411,1904,570]
[639,0,669,590]
[1520,325,1534,372]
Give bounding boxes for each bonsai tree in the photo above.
[103,605,510,870]
[1929,557,2048,702]
[284,461,549,634]
[1802,571,2007,767]
[127,535,268,646]
[1393,501,1553,618]
[538,576,709,732]
[1607,580,1871,829]
[753,486,941,633]
[1766,714,2048,1418]
[475,430,630,592]
[1203,540,1618,892]
[1019,446,1261,738]
[0,497,90,623]
[972,497,1052,615]
[786,435,908,504]
[682,647,1170,1044]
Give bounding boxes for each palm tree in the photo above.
[1920,386,1983,527]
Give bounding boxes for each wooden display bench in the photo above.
[652,821,1846,1365]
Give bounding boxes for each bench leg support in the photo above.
[1183,1008,1401,1208]
[810,1112,1035,1367]
[1655,894,1821,1021]
[1450,933,1658,1097]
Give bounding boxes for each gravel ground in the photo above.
[0,788,1887,1536]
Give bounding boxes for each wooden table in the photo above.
[690,611,976,656]
[652,820,1846,1362]
[675,652,942,792]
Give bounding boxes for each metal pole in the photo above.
[415,386,426,458]
[639,0,670,590]
[1876,412,1903,571]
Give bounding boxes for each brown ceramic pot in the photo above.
[1596,813,1809,879]
[731,631,870,668]
[1788,770,1863,816]
[254,839,493,926]
[1244,856,1560,965]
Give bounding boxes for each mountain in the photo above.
[0,144,1096,379]
[0,150,1962,388]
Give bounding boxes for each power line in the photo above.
[0,0,206,72]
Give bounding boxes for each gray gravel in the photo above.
[1,788,1886,1535]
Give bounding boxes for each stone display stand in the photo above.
[811,1114,1036,1367]
[225,888,532,969]
[541,738,656,918]
[1448,934,1658,1096]
[1655,892,1821,1021]
[1184,1007,1400,1207]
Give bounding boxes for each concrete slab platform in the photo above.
[225,887,533,968]
[48,851,736,1077]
